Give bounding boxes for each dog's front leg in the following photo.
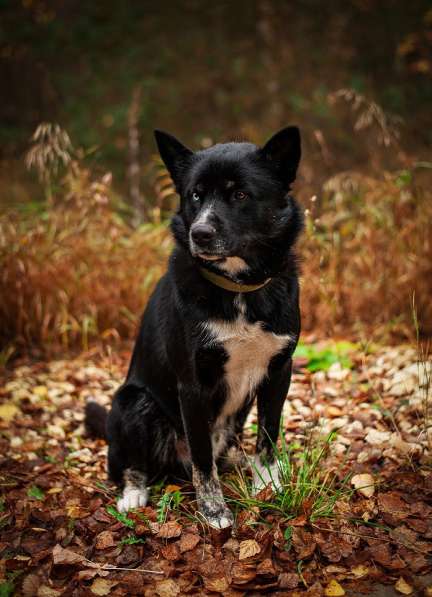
[179,384,233,529]
[253,356,293,493]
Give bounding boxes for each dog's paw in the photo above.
[251,456,282,495]
[204,507,234,530]
[198,495,234,529]
[117,487,148,512]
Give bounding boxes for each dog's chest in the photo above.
[204,312,293,426]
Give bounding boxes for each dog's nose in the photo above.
[191,223,216,247]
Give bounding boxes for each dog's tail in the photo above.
[85,400,108,440]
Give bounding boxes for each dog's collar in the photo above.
[199,267,272,293]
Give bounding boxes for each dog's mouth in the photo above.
[197,253,226,263]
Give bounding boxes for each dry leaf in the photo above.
[203,576,230,593]
[157,520,182,539]
[37,587,61,597]
[377,493,410,520]
[95,530,115,550]
[52,543,84,565]
[161,542,180,561]
[350,564,369,578]
[90,578,118,595]
[22,574,41,597]
[278,572,299,589]
[395,577,413,595]
[155,578,181,597]
[238,539,261,560]
[324,579,345,596]
[231,562,256,585]
[0,403,20,422]
[164,484,181,493]
[256,558,275,577]
[351,473,375,497]
[179,532,200,553]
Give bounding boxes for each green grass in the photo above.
[225,431,353,523]
[120,534,145,546]
[294,341,357,372]
[156,487,184,523]
[106,504,135,528]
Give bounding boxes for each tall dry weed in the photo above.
[300,169,432,340]
[0,165,170,354]
[1,159,431,355]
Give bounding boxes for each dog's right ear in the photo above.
[154,130,193,189]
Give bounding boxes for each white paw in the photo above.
[251,455,282,495]
[117,487,148,512]
[206,510,234,530]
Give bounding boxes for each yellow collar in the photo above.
[199,267,271,293]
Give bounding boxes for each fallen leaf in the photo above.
[278,572,299,589]
[52,543,84,566]
[157,520,182,539]
[203,576,230,593]
[90,578,118,595]
[222,538,239,552]
[161,542,180,561]
[231,562,256,585]
[37,587,61,597]
[365,429,391,445]
[292,528,316,559]
[238,539,261,560]
[395,577,413,595]
[351,473,375,497]
[377,493,410,520]
[164,484,181,493]
[350,564,369,578]
[0,403,20,422]
[325,579,345,596]
[256,558,275,577]
[22,574,40,597]
[154,579,180,597]
[95,530,115,550]
[179,532,200,553]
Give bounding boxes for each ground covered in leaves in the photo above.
[0,342,431,596]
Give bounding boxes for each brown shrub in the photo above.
[1,167,431,355]
[0,170,170,353]
[300,169,432,341]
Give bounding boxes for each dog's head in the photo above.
[155,128,303,281]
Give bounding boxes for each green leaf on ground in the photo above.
[27,485,45,500]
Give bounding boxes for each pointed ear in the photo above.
[261,126,301,186]
[154,130,193,188]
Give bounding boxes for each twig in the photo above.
[84,559,164,575]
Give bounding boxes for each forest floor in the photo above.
[0,342,431,596]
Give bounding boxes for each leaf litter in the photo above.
[0,342,431,595]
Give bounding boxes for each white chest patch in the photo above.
[203,314,294,427]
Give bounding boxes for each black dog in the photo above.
[86,127,303,528]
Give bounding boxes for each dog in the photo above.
[85,126,303,529]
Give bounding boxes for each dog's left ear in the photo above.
[260,126,301,186]
[154,130,193,189]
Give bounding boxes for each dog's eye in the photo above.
[192,192,200,202]
[233,190,248,201]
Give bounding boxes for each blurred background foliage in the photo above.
[0,0,431,356]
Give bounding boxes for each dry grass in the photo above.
[0,165,170,354]
[1,161,431,356]
[300,168,432,341]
